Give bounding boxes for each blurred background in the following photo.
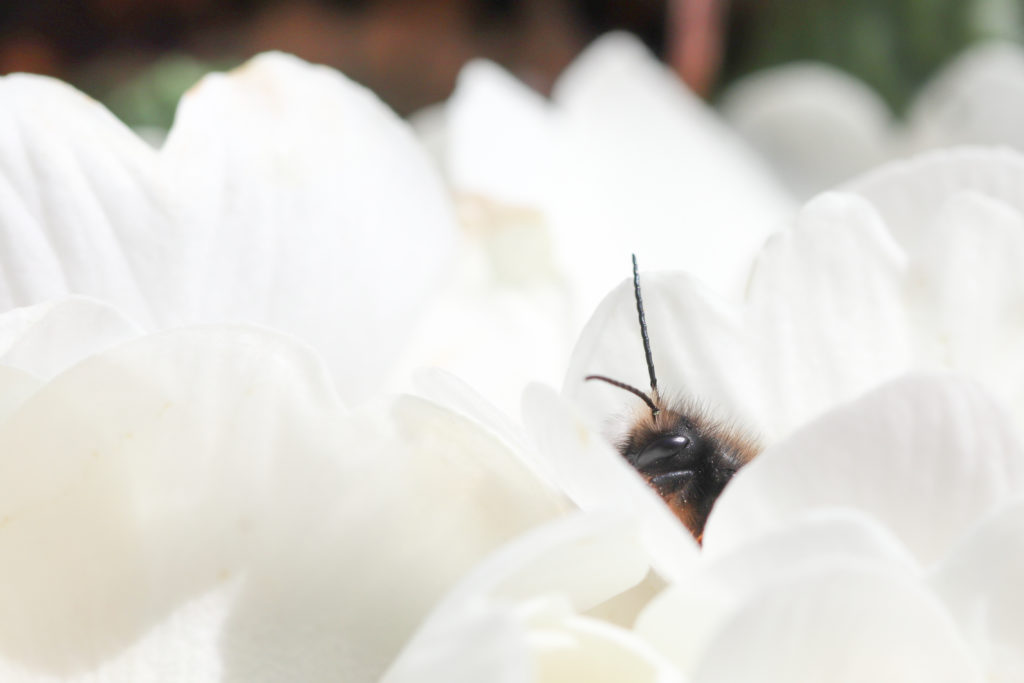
[1,0,1021,130]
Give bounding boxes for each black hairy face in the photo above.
[619,404,759,541]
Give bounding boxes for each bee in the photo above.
[586,255,760,542]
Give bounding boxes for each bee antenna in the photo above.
[632,254,660,404]
[585,375,660,415]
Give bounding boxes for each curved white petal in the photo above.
[412,367,553,484]
[705,375,1024,565]
[0,583,236,683]
[163,52,456,402]
[395,262,576,417]
[637,510,918,675]
[219,393,567,683]
[527,605,683,683]
[908,42,1024,152]
[566,146,1024,445]
[0,325,344,674]
[845,146,1024,254]
[447,60,553,207]
[0,323,567,680]
[385,512,669,683]
[0,366,41,424]
[548,32,795,307]
[0,74,165,327]
[907,191,1024,417]
[746,192,912,435]
[522,384,699,580]
[563,271,759,440]
[0,297,141,379]
[930,498,1024,681]
[689,565,980,683]
[720,62,893,198]
[700,507,920,580]
[0,54,457,405]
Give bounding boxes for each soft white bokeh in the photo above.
[721,41,1024,198]
[402,33,797,412]
[440,32,796,308]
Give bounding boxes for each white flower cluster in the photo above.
[721,41,1024,198]
[0,32,1021,683]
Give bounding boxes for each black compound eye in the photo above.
[635,435,692,469]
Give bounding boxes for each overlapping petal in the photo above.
[687,565,980,683]
[442,32,795,310]
[721,41,1024,198]
[383,512,673,683]
[0,53,457,405]
[521,384,699,580]
[0,302,566,681]
[704,375,1024,564]
[568,147,1024,441]
[930,498,1024,681]
[719,62,893,198]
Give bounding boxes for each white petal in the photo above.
[0,55,457,405]
[0,297,141,379]
[388,597,683,683]
[930,498,1024,681]
[907,191,1024,418]
[0,325,345,674]
[548,32,795,306]
[699,508,919,577]
[385,513,667,683]
[845,146,1024,254]
[383,605,529,683]
[0,322,572,680]
[0,366,41,424]
[637,511,918,675]
[908,42,1024,152]
[163,52,457,403]
[0,583,236,683]
[395,265,576,418]
[563,271,760,440]
[412,367,554,485]
[705,375,1024,565]
[690,565,980,683]
[746,192,912,435]
[447,59,553,207]
[720,62,892,198]
[527,606,683,683]
[634,580,733,679]
[0,74,165,327]
[407,103,449,178]
[522,384,699,580]
[219,394,567,683]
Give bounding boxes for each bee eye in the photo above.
[635,435,692,469]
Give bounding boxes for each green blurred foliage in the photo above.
[722,0,1024,113]
[102,55,235,133]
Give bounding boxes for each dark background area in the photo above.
[0,0,1019,126]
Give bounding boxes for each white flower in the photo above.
[385,146,1024,680]
[721,41,1024,198]
[399,32,796,412]
[0,297,568,682]
[0,53,456,406]
[565,146,1024,442]
[394,373,1024,681]
[436,32,796,307]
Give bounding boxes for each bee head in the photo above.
[620,406,756,539]
[584,255,760,541]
